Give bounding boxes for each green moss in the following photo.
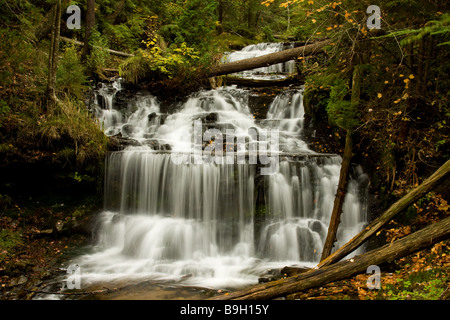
[0,229,23,261]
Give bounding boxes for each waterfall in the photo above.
[221,42,296,80]
[73,44,368,290]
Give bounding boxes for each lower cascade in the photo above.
[71,79,369,290]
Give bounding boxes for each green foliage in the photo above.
[0,229,22,261]
[169,0,218,51]
[86,28,110,75]
[119,41,200,83]
[326,78,360,131]
[375,13,450,46]
[304,72,360,132]
[56,44,87,99]
[383,268,447,300]
[35,97,108,166]
[262,26,275,42]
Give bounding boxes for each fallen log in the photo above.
[223,75,302,87]
[209,39,331,77]
[60,36,134,58]
[210,216,450,300]
[318,159,450,268]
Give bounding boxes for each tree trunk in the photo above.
[217,0,224,35]
[321,54,362,261]
[286,5,290,32]
[318,158,450,268]
[82,0,96,61]
[46,0,61,103]
[320,130,353,260]
[208,39,330,77]
[210,216,450,300]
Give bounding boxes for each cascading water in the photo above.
[221,42,296,80]
[69,44,368,292]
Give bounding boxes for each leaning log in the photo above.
[318,159,450,268]
[209,39,331,77]
[210,216,450,300]
[320,131,353,261]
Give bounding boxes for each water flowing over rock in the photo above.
[71,44,369,291]
[221,42,296,80]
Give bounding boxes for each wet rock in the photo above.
[195,112,218,123]
[148,112,158,122]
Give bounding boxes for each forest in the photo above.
[0,0,449,302]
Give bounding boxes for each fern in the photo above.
[373,14,450,46]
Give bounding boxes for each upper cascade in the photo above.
[221,42,296,80]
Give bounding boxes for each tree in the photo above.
[47,0,62,104]
[320,36,366,260]
[82,0,96,61]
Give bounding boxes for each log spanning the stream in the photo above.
[209,39,331,77]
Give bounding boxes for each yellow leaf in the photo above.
[377,93,382,98]
[399,74,404,77]
[312,18,317,23]
[409,74,415,79]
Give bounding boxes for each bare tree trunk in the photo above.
[209,39,330,77]
[210,216,450,300]
[286,5,290,32]
[46,0,61,104]
[82,0,96,61]
[318,159,450,268]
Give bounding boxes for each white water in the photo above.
[221,42,296,80]
[70,44,368,291]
